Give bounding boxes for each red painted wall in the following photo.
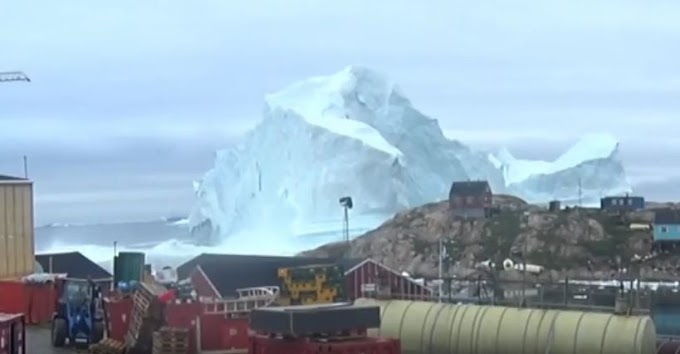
[190,267,220,299]
[0,281,56,325]
[345,261,431,300]
[103,297,133,342]
[164,302,202,354]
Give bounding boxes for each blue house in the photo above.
[653,209,680,242]
[600,195,645,212]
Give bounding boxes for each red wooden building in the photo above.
[343,259,431,300]
[178,254,432,301]
[449,180,493,219]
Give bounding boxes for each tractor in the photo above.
[51,278,105,347]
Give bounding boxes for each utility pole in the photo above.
[520,211,529,307]
[577,165,583,208]
[255,162,262,192]
[578,176,582,208]
[0,71,30,83]
[438,237,444,302]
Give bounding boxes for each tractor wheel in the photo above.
[92,321,105,343]
[51,318,67,347]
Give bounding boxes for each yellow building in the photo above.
[0,174,35,279]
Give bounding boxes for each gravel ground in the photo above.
[26,326,82,354]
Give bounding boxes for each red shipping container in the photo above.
[196,313,223,351]
[0,313,25,354]
[165,301,203,354]
[0,281,56,325]
[103,297,133,342]
[248,335,401,354]
[24,283,57,325]
[0,282,24,314]
[219,316,249,351]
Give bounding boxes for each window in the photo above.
[627,199,633,205]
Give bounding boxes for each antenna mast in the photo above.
[23,156,28,178]
[577,165,583,207]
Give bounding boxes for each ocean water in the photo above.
[34,214,387,271]
[654,306,680,336]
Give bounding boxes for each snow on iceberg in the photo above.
[492,133,632,204]
[189,65,505,245]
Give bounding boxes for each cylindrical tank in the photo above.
[114,252,145,287]
[357,299,656,354]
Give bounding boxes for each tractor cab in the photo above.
[51,278,104,348]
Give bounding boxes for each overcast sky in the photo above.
[1,0,679,225]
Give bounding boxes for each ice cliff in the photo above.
[189,66,631,245]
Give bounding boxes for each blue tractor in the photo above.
[51,279,105,347]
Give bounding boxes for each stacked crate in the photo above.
[88,338,126,354]
[277,264,346,305]
[124,282,167,353]
[152,327,189,354]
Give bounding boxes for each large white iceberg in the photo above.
[189,66,631,245]
[189,66,505,244]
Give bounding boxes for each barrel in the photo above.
[356,298,656,354]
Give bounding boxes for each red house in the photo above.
[449,180,493,219]
[343,259,432,300]
[178,254,431,301]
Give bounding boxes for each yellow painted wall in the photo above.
[0,182,35,278]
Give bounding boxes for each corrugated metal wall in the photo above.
[0,182,35,278]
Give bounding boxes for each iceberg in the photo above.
[189,66,505,244]
[189,66,631,245]
[491,133,632,204]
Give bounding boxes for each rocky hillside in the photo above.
[301,195,680,280]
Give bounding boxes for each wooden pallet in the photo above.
[89,338,126,354]
[151,327,189,354]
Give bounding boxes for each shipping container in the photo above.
[114,251,145,286]
[0,281,56,325]
[0,313,25,354]
[103,296,133,342]
[0,177,35,279]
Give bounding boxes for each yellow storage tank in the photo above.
[0,176,35,279]
[357,298,656,354]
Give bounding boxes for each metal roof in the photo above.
[655,209,680,224]
[35,251,112,280]
[0,174,31,185]
[449,180,491,197]
[179,253,363,298]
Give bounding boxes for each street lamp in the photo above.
[339,196,353,245]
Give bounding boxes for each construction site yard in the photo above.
[27,326,77,353]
